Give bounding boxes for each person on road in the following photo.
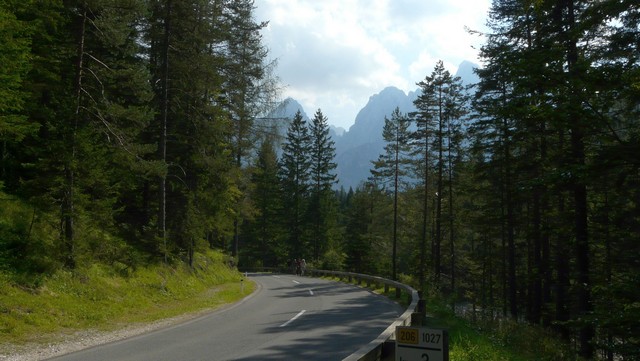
[300,259,306,276]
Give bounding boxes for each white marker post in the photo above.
[396,326,448,361]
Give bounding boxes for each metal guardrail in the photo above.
[307,269,421,361]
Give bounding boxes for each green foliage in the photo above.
[421,293,573,361]
[0,250,248,345]
[307,109,339,261]
[0,184,58,285]
[279,110,312,258]
[241,134,286,268]
[0,0,36,144]
[341,186,392,277]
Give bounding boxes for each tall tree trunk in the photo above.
[555,137,571,341]
[501,176,507,317]
[159,0,171,263]
[532,187,542,324]
[541,130,552,327]
[434,91,444,285]
[419,137,429,290]
[392,132,399,281]
[572,124,593,359]
[564,0,594,356]
[447,117,455,300]
[63,3,88,269]
[504,115,517,319]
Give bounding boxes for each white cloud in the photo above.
[255,0,491,129]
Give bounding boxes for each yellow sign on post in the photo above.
[396,326,448,361]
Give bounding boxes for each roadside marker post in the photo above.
[396,326,448,361]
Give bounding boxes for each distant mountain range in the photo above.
[263,60,480,190]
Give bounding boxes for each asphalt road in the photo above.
[47,273,403,361]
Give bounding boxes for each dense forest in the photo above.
[1,0,638,360]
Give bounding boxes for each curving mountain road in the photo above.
[47,273,403,361]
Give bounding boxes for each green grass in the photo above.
[0,251,255,346]
[419,294,576,361]
[321,274,576,361]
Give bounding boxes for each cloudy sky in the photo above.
[253,0,491,130]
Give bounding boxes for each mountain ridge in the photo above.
[265,60,479,190]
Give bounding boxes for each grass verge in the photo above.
[0,251,254,348]
[418,293,576,361]
[320,274,575,361]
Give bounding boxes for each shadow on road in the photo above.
[233,275,401,361]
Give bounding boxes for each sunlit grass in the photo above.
[421,293,575,361]
[318,272,574,361]
[0,251,254,346]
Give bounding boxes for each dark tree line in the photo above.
[467,0,639,359]
[0,0,274,272]
[342,1,638,359]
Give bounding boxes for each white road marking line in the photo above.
[292,280,300,284]
[273,275,281,278]
[308,289,314,296]
[280,310,306,327]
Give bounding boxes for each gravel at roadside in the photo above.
[0,310,212,361]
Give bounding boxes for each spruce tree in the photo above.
[279,110,312,259]
[371,107,412,281]
[471,0,640,357]
[244,133,285,268]
[148,0,236,264]
[307,109,338,261]
[413,60,467,288]
[0,0,36,184]
[222,0,272,259]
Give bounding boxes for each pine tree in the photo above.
[371,107,412,281]
[222,0,273,259]
[343,188,375,274]
[0,0,37,184]
[413,60,467,289]
[307,109,338,261]
[279,110,312,259]
[147,0,236,265]
[243,133,285,268]
[471,0,640,357]
[10,0,154,268]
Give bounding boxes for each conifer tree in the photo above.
[222,0,272,259]
[0,0,36,183]
[413,60,467,288]
[371,107,412,281]
[471,0,640,357]
[10,0,154,268]
[307,109,338,261]
[147,0,236,264]
[279,110,312,259]
[243,133,285,267]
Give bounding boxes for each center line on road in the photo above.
[308,289,314,295]
[280,310,306,327]
[292,280,300,284]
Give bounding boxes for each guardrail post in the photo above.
[411,312,423,326]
